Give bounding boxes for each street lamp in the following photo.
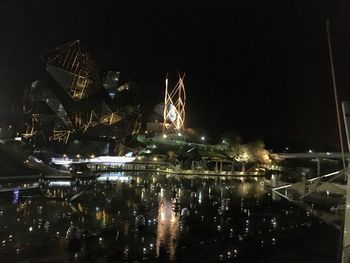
[163,134,167,138]
[201,136,205,141]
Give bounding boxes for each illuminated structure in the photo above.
[163,73,186,131]
[15,40,141,152]
[44,40,100,101]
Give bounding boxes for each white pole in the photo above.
[326,20,346,170]
[342,102,350,263]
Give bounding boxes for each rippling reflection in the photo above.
[156,199,179,259]
[0,172,335,262]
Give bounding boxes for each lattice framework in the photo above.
[52,130,71,144]
[163,73,186,131]
[43,40,99,101]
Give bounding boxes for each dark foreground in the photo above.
[0,172,339,262]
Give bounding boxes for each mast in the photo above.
[327,20,350,263]
[342,102,350,263]
[326,20,346,170]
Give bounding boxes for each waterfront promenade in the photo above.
[25,155,266,179]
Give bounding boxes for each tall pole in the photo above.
[326,20,346,170]
[327,20,349,263]
[342,102,350,263]
[177,79,181,130]
[163,75,168,132]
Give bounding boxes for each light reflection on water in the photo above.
[0,172,333,262]
[156,199,179,259]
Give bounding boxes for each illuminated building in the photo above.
[14,40,141,154]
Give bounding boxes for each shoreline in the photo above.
[0,168,265,181]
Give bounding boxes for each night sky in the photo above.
[1,0,350,151]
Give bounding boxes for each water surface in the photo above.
[0,172,338,262]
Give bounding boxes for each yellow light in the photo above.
[163,134,167,138]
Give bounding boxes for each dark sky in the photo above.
[1,0,350,151]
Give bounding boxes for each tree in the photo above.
[247,140,271,165]
[234,145,251,172]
